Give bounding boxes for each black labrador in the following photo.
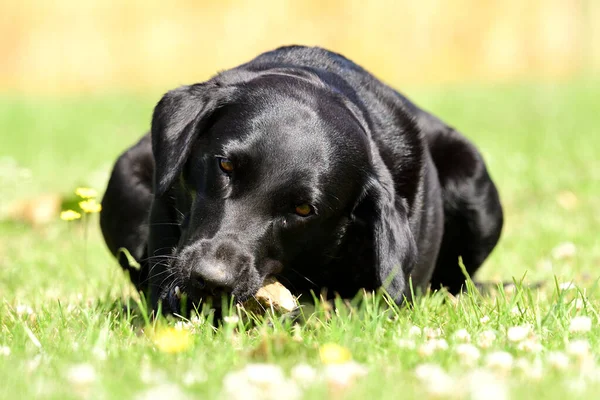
[100,45,503,314]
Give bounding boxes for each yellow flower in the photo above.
[60,210,82,221]
[151,327,193,353]
[319,343,352,364]
[79,199,102,213]
[75,187,97,199]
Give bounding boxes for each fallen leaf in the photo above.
[6,194,62,225]
[243,276,298,313]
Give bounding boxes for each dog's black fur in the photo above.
[100,46,503,313]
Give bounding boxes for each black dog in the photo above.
[100,46,503,313]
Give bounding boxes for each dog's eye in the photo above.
[294,204,314,217]
[217,157,234,173]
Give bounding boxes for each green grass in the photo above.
[1,80,599,399]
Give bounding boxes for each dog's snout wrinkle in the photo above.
[214,242,236,262]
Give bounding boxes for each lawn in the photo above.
[1,80,599,399]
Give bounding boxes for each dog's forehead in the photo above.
[221,98,336,168]
[209,79,372,189]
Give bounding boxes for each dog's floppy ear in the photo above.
[353,170,418,302]
[151,83,222,196]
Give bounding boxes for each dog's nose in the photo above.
[190,263,232,294]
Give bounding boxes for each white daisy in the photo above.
[569,316,592,333]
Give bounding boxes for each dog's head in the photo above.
[151,71,418,311]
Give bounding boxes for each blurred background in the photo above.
[0,0,598,296]
[1,3,600,396]
[1,0,598,94]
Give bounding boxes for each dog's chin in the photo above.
[159,286,187,315]
[160,285,258,316]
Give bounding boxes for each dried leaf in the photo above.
[243,276,298,314]
[6,194,62,225]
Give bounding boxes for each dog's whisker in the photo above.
[150,246,179,256]
[250,293,267,313]
[274,274,297,292]
[142,254,180,262]
[288,267,318,288]
[173,206,186,220]
[146,261,171,278]
[159,272,179,287]
[141,222,182,227]
[139,267,180,287]
[147,268,171,278]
